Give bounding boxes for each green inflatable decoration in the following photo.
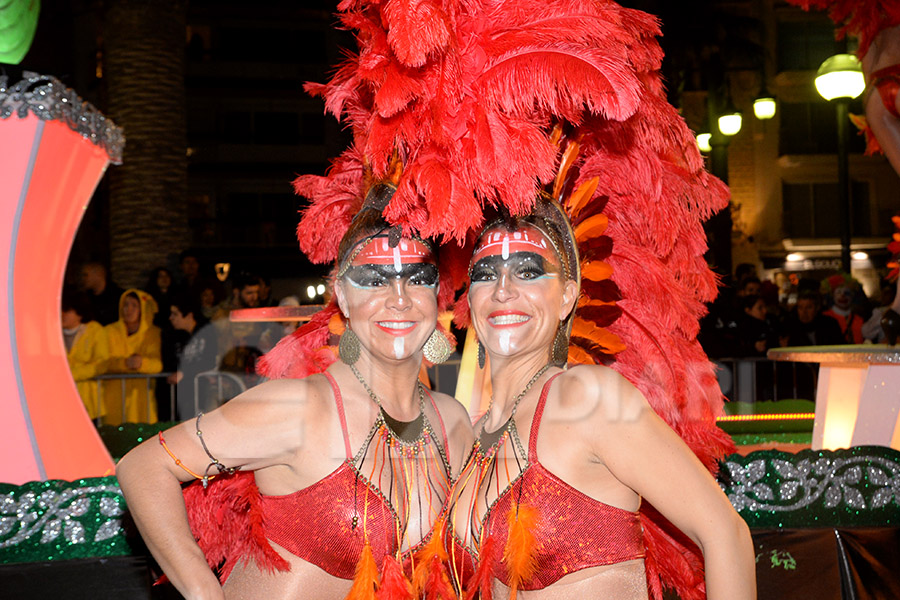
[0,0,40,64]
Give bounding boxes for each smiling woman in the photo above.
[114,184,474,600]
[445,203,756,600]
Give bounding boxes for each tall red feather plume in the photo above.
[300,2,737,598]
[784,0,900,59]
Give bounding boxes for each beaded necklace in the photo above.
[347,362,451,561]
[444,363,553,594]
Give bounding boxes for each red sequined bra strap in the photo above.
[527,371,564,463]
[322,370,353,460]
[423,386,450,450]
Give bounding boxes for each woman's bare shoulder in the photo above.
[216,373,335,426]
[427,389,471,423]
[552,365,647,427]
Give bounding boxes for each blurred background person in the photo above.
[862,283,897,343]
[62,289,108,420]
[821,274,866,344]
[148,266,179,420]
[79,261,123,326]
[168,295,219,420]
[102,290,163,424]
[780,292,845,348]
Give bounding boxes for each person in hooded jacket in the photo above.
[62,290,108,419]
[102,289,163,424]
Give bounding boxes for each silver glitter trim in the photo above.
[0,72,124,164]
[0,485,125,548]
[724,455,900,513]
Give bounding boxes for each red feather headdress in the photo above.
[260,0,733,598]
[785,0,900,60]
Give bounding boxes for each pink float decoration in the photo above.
[0,73,123,484]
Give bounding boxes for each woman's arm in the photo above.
[116,378,312,599]
[573,367,756,600]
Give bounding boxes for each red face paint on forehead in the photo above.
[351,235,435,267]
[471,225,559,266]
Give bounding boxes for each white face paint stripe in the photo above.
[498,329,512,353]
[393,336,405,359]
[393,245,402,273]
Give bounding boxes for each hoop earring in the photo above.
[477,340,486,369]
[339,326,361,365]
[423,330,453,364]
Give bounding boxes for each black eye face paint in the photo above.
[343,263,439,289]
[469,252,560,284]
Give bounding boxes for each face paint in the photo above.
[498,329,512,353]
[469,226,563,288]
[471,225,558,267]
[344,263,439,289]
[353,235,432,266]
[393,336,405,359]
[469,252,560,285]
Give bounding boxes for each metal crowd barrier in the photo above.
[192,370,248,417]
[92,371,250,424]
[714,357,818,403]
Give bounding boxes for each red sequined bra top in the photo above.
[453,373,645,590]
[259,371,449,580]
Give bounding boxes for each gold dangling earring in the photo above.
[339,325,361,365]
[477,340,486,369]
[423,329,453,364]
[551,323,569,366]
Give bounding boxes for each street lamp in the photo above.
[815,53,864,273]
[753,87,777,120]
[717,99,743,136]
[697,132,712,153]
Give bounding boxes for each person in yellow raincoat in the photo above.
[102,289,162,423]
[62,291,108,419]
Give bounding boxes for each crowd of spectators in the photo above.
[699,263,896,401]
[63,251,297,425]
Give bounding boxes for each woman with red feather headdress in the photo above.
[295,0,756,598]
[116,180,476,598]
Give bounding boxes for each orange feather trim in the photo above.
[552,140,581,201]
[375,555,413,600]
[572,317,626,353]
[423,555,457,600]
[411,526,448,595]
[567,344,596,365]
[581,260,613,282]
[502,504,540,600]
[346,542,380,600]
[573,213,608,241]
[465,534,498,600]
[565,177,600,220]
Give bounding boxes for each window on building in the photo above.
[217,193,300,246]
[776,20,838,72]
[782,181,871,238]
[779,101,866,155]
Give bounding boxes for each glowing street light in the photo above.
[814,54,865,101]
[697,132,712,153]
[815,53,865,273]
